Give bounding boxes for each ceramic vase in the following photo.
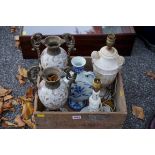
[40,36,68,69]
[38,67,68,110]
[68,56,95,111]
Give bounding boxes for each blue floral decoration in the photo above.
[68,71,95,111]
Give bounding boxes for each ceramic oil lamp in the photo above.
[91,34,125,86]
[68,56,95,111]
[38,67,68,110]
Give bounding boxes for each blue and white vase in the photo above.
[68,56,95,111]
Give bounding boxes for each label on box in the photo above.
[72,115,81,120]
[37,114,45,118]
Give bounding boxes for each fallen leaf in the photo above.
[0,88,8,97]
[0,98,3,102]
[14,115,25,127]
[26,87,34,98]
[2,121,17,128]
[132,105,145,120]
[1,117,9,121]
[20,96,33,103]
[3,107,15,112]
[2,102,13,109]
[16,74,26,86]
[1,122,8,128]
[12,99,20,106]
[18,66,27,78]
[4,95,13,102]
[0,87,12,97]
[0,101,3,114]
[145,71,155,80]
[16,66,28,86]
[21,101,34,120]
[16,74,23,80]
[10,26,16,33]
[23,119,36,129]
[102,99,114,110]
[6,89,12,95]
[48,74,59,81]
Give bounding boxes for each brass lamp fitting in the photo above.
[93,78,102,92]
[106,34,116,48]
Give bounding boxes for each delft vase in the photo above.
[68,56,95,111]
[91,34,125,87]
[40,36,68,70]
[38,67,68,110]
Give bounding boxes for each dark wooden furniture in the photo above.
[17,26,136,59]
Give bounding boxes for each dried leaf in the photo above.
[26,87,34,98]
[6,89,12,95]
[16,74,26,86]
[0,88,8,97]
[1,121,8,128]
[19,80,25,86]
[21,101,34,120]
[0,101,3,114]
[23,119,36,129]
[102,99,114,110]
[3,107,15,112]
[48,75,58,81]
[18,66,27,78]
[10,26,16,32]
[145,71,155,80]
[2,102,13,109]
[12,99,20,106]
[20,96,32,103]
[16,74,23,80]
[0,87,12,97]
[16,66,28,86]
[14,115,25,127]
[1,117,9,121]
[132,105,145,120]
[2,121,17,128]
[4,95,13,102]
[0,98,3,102]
